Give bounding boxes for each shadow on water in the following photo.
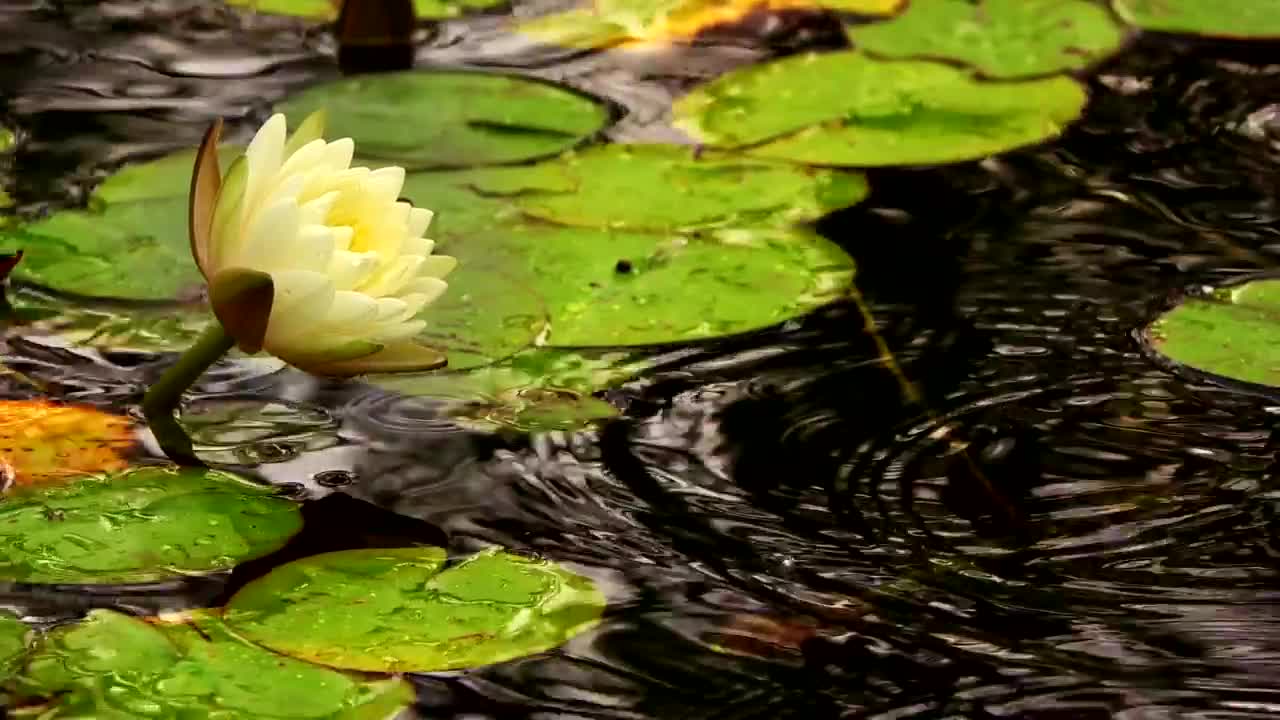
[2,3,1280,717]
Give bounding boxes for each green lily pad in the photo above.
[276,71,611,169]
[458,144,869,230]
[367,348,645,431]
[1144,277,1280,391]
[847,0,1127,79]
[518,0,902,49]
[224,547,605,672]
[92,146,243,206]
[439,225,855,348]
[227,0,505,20]
[673,51,1088,166]
[0,196,200,301]
[11,609,414,719]
[0,466,302,585]
[1113,0,1280,38]
[0,611,28,681]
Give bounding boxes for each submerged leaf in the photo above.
[225,547,605,672]
[0,400,136,487]
[0,611,27,681]
[674,51,1088,166]
[12,609,414,719]
[847,0,1127,79]
[0,466,302,584]
[276,71,610,169]
[1145,277,1280,392]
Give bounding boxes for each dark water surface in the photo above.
[4,2,1280,717]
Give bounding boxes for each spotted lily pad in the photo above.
[519,0,902,48]
[276,71,611,169]
[674,51,1088,166]
[847,0,1127,79]
[228,0,505,19]
[367,348,645,431]
[1113,0,1280,38]
[457,144,869,230]
[224,547,605,672]
[0,611,27,680]
[10,609,414,719]
[0,466,302,585]
[0,400,136,487]
[440,226,854,348]
[0,196,199,301]
[1143,276,1280,393]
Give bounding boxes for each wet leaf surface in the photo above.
[277,72,610,169]
[10,609,414,719]
[228,0,506,20]
[366,348,645,431]
[92,146,243,206]
[0,610,27,681]
[7,289,208,352]
[847,0,1127,79]
[0,466,302,584]
[674,51,1088,166]
[0,196,199,301]
[224,547,605,672]
[1145,278,1280,390]
[0,400,136,487]
[518,0,903,48]
[461,144,869,230]
[1113,0,1280,38]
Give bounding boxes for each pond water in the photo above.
[3,1,1280,718]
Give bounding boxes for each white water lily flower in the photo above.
[189,112,455,375]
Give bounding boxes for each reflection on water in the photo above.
[3,2,1280,717]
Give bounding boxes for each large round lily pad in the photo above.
[276,71,611,169]
[228,0,505,19]
[457,144,869,230]
[847,0,1127,79]
[0,196,199,301]
[1144,277,1280,393]
[1113,0,1280,38]
[518,0,902,48]
[224,547,605,672]
[0,400,136,487]
[11,609,414,719]
[0,466,302,585]
[673,51,1088,166]
[438,226,855,348]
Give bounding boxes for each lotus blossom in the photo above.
[189,112,453,375]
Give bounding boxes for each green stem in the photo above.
[143,322,235,466]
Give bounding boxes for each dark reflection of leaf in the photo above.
[0,466,302,585]
[276,71,611,169]
[10,609,414,719]
[225,547,605,672]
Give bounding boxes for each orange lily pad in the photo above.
[0,400,136,488]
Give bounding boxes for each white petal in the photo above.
[290,224,338,274]
[328,249,378,290]
[321,138,355,172]
[407,208,434,238]
[323,290,382,329]
[401,277,448,305]
[279,138,329,178]
[242,114,287,219]
[298,190,339,227]
[264,270,334,345]
[416,254,457,279]
[237,199,301,271]
[366,166,406,202]
[359,255,422,297]
[374,297,410,322]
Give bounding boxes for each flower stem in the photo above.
[142,322,235,466]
